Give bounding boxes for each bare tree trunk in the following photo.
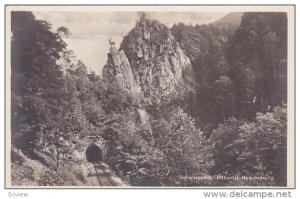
[258,83,264,110]
[255,142,263,169]
[255,142,259,160]
[260,98,264,110]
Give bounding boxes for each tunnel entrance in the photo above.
[86,144,103,162]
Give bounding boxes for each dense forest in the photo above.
[11,11,287,186]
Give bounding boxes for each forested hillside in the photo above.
[10,11,288,186]
[170,12,242,129]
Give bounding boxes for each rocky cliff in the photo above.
[117,15,195,105]
[102,48,142,104]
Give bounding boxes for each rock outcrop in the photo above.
[102,50,142,103]
[119,15,195,105]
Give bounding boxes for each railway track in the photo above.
[91,162,118,186]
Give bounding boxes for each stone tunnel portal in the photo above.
[86,144,103,162]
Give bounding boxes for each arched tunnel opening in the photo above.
[86,144,103,162]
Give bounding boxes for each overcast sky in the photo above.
[34,12,228,75]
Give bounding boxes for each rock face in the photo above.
[103,15,195,107]
[119,16,195,105]
[102,50,142,102]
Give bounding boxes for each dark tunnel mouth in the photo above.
[86,144,103,162]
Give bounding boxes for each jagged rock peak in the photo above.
[102,49,141,102]
[120,12,178,62]
[119,12,195,105]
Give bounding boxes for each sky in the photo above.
[34,12,228,75]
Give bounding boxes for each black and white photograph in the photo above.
[5,5,295,188]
